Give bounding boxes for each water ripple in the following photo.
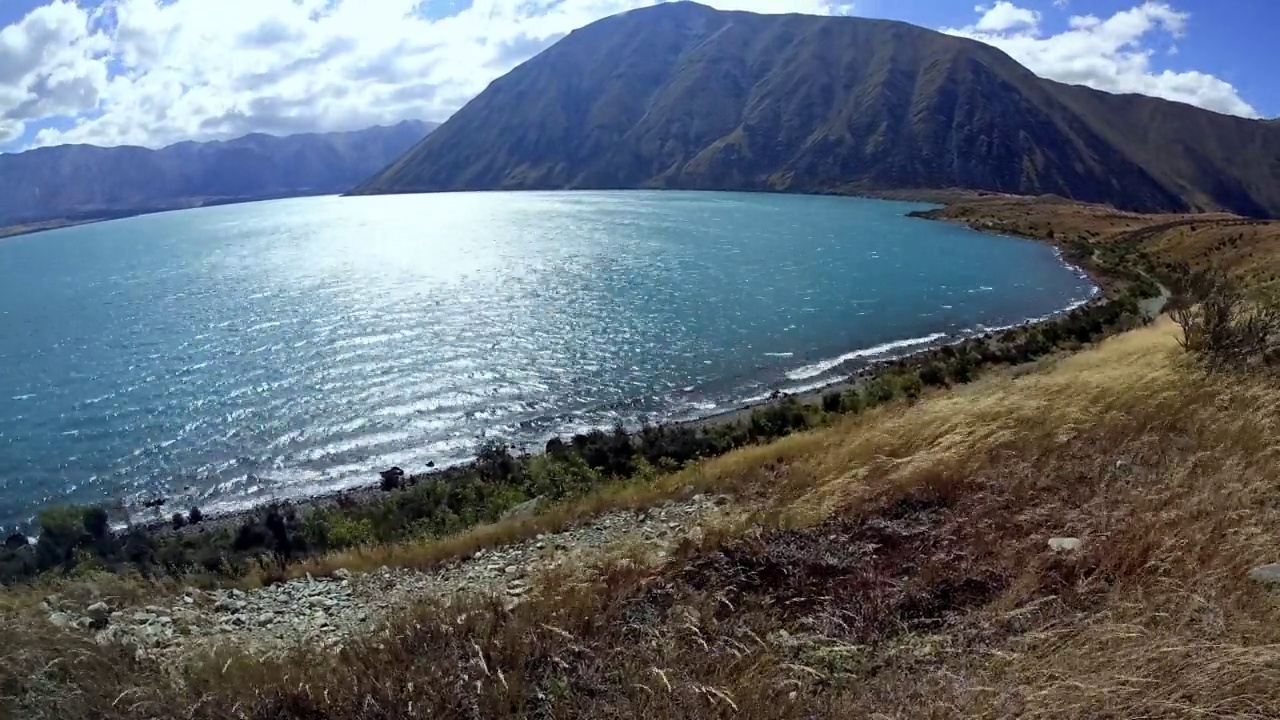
[0,191,1095,528]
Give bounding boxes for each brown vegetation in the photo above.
[920,194,1280,294]
[1170,266,1280,369]
[7,316,1280,718]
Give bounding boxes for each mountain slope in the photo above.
[0,121,437,227]
[352,2,1280,218]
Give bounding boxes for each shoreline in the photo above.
[119,205,1118,536]
[5,191,1155,545]
[2,187,993,242]
[679,292,1107,432]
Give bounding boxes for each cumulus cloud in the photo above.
[0,0,852,149]
[945,1,1259,118]
[0,0,109,142]
[972,2,1039,33]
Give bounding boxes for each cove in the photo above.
[0,190,1095,528]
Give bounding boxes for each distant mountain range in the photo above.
[0,120,437,229]
[352,2,1280,218]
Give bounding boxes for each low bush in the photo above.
[822,390,843,413]
[1171,266,1280,370]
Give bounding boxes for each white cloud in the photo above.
[972,2,1039,33]
[0,0,110,142]
[945,1,1258,118]
[0,0,854,149]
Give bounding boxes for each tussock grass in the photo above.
[6,318,1280,718]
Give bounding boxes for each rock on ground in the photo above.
[1248,563,1280,586]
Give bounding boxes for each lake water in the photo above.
[0,191,1095,529]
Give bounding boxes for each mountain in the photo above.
[0,120,437,228]
[352,3,1280,218]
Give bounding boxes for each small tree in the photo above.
[82,507,111,540]
[1170,266,1280,370]
[34,506,86,569]
[821,391,843,413]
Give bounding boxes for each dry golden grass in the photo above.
[8,316,1280,718]
[923,195,1280,292]
[782,317,1280,716]
[919,193,1200,241]
[1144,221,1280,296]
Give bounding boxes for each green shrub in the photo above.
[893,372,924,401]
[326,516,376,550]
[526,453,604,500]
[862,377,897,406]
[918,362,947,387]
[947,354,977,384]
[748,399,811,440]
[821,391,843,413]
[840,389,865,414]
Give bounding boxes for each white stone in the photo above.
[1248,563,1280,586]
[1048,537,1082,552]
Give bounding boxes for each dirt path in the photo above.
[1140,280,1171,320]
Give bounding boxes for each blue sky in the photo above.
[0,0,1275,153]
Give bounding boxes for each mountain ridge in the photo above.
[352,2,1280,218]
[0,120,437,228]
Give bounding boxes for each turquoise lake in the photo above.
[0,191,1095,528]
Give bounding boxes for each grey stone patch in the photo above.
[84,601,112,629]
[47,611,74,629]
[501,495,546,520]
[65,494,730,659]
[1048,537,1082,552]
[1248,563,1280,586]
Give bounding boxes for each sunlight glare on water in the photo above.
[0,191,1095,528]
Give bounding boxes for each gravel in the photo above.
[47,495,729,659]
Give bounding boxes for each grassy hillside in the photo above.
[352,3,1280,218]
[918,194,1280,296]
[7,313,1280,718]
